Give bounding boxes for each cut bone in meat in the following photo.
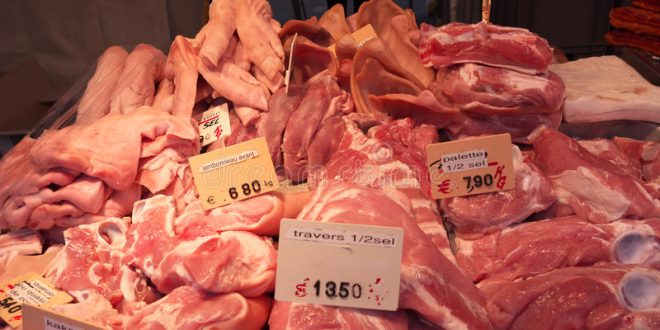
[419,22,553,74]
[479,265,660,330]
[441,146,555,237]
[44,218,156,310]
[455,216,660,282]
[313,114,454,261]
[151,230,276,296]
[549,56,660,124]
[294,179,492,329]
[532,128,659,222]
[126,286,272,330]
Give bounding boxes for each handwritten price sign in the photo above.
[275,220,403,311]
[426,134,515,199]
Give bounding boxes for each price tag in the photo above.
[22,304,103,330]
[0,272,73,328]
[198,104,231,147]
[188,137,280,210]
[327,24,377,55]
[426,133,515,199]
[284,33,298,94]
[275,219,403,311]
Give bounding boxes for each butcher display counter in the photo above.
[0,0,658,329]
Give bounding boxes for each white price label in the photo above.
[275,219,403,311]
[198,104,231,147]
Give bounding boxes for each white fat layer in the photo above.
[120,267,137,302]
[552,167,630,221]
[411,198,438,211]
[455,238,475,255]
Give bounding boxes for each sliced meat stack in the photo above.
[420,21,566,143]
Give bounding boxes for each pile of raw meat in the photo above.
[0,0,658,329]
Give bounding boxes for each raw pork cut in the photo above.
[0,245,62,284]
[613,137,660,184]
[109,44,166,115]
[31,107,198,191]
[281,70,352,182]
[446,108,562,144]
[44,218,156,311]
[175,193,284,237]
[549,56,660,124]
[124,195,277,297]
[441,146,555,236]
[126,286,271,330]
[439,63,565,115]
[578,138,643,179]
[0,228,42,256]
[455,216,660,282]
[294,180,492,329]
[269,301,409,330]
[51,293,126,330]
[351,39,456,128]
[76,46,129,124]
[314,115,455,262]
[479,265,660,330]
[355,0,434,87]
[318,4,351,41]
[533,128,659,222]
[419,22,553,74]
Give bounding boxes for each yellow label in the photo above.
[426,134,515,199]
[327,24,377,55]
[22,304,104,330]
[188,137,280,210]
[0,272,73,328]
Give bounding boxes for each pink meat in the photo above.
[123,195,178,279]
[316,115,455,262]
[152,231,276,296]
[77,46,129,124]
[578,138,643,179]
[162,36,198,118]
[51,293,126,330]
[533,128,659,222]
[126,286,272,330]
[296,180,492,329]
[30,108,199,191]
[269,301,409,330]
[355,0,434,87]
[479,265,660,330]
[286,36,338,86]
[257,86,303,167]
[44,218,156,309]
[455,216,660,282]
[613,137,660,184]
[441,146,555,236]
[419,22,552,74]
[198,58,270,111]
[0,229,43,256]
[196,0,236,68]
[447,110,562,144]
[175,193,284,237]
[109,44,166,114]
[318,4,351,41]
[236,0,284,79]
[440,63,565,115]
[282,71,352,182]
